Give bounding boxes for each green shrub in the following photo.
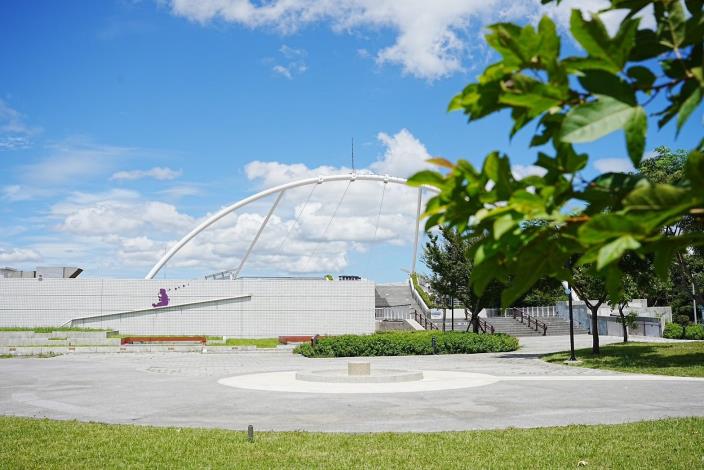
[294,331,518,358]
[663,323,704,340]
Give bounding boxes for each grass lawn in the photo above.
[543,341,704,377]
[0,327,109,333]
[1,417,703,469]
[0,352,60,359]
[223,337,279,348]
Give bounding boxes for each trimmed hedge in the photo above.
[294,331,519,358]
[663,323,704,340]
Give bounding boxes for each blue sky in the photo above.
[1,0,701,281]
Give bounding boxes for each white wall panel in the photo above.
[0,279,375,337]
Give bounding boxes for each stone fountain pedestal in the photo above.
[295,361,424,384]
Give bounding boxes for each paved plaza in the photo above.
[1,335,703,432]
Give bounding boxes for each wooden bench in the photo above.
[277,335,323,345]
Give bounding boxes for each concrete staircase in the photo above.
[539,316,589,335]
[485,317,546,336]
[485,316,589,337]
[430,316,590,336]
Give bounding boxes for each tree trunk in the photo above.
[618,304,628,343]
[590,305,600,354]
[472,300,481,333]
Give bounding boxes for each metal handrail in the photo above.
[509,308,548,336]
[477,318,495,334]
[414,309,439,331]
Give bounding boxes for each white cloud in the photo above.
[168,0,501,80]
[18,140,134,186]
[158,184,202,198]
[0,247,42,264]
[272,44,308,79]
[0,99,40,150]
[111,166,182,181]
[370,128,433,177]
[511,164,546,179]
[167,0,658,80]
[2,140,154,201]
[52,190,194,236]
[593,158,634,174]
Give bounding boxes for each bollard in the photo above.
[247,424,254,442]
[431,336,437,355]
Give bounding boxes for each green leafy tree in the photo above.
[409,0,704,354]
[422,228,503,332]
[638,146,704,312]
[570,265,608,352]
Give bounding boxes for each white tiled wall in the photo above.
[0,278,375,337]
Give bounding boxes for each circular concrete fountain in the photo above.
[295,361,424,384]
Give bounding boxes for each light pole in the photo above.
[693,282,698,325]
[567,282,576,362]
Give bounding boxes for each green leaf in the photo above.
[686,150,704,186]
[596,235,641,270]
[569,10,638,71]
[499,82,566,114]
[448,81,505,120]
[482,152,513,198]
[560,96,637,144]
[570,10,619,72]
[623,182,691,210]
[509,190,546,214]
[624,106,647,166]
[537,16,560,66]
[605,266,624,303]
[578,214,644,244]
[626,66,656,91]
[676,86,702,134]
[661,0,686,49]
[407,170,446,188]
[653,243,676,279]
[578,70,635,105]
[493,215,517,239]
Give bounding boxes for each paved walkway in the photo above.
[1,335,702,432]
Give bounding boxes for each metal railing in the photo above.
[375,305,412,321]
[414,309,439,330]
[505,305,557,317]
[509,308,548,336]
[477,318,495,334]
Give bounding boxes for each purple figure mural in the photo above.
[152,288,170,308]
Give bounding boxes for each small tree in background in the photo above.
[423,228,503,332]
[570,265,608,353]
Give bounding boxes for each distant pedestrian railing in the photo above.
[375,305,412,321]
[508,308,548,336]
[477,318,495,334]
[413,309,439,330]
[504,306,557,317]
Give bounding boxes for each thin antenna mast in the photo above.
[351,137,355,172]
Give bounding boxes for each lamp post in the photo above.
[567,282,576,362]
[693,282,698,325]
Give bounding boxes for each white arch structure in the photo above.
[145,173,439,280]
